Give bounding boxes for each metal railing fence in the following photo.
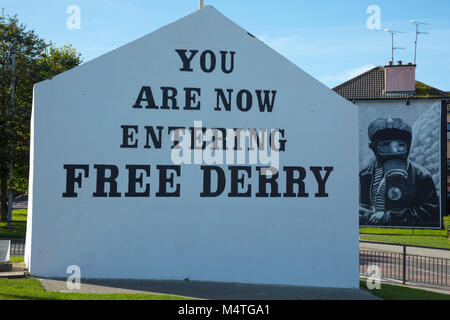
[360,244,449,288]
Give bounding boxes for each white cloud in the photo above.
[83,46,108,52]
[257,35,296,49]
[257,34,380,87]
[256,34,335,56]
[319,64,377,85]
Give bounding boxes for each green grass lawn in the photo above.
[360,280,450,300]
[0,277,448,300]
[0,209,27,238]
[360,216,450,249]
[0,222,26,239]
[10,256,24,263]
[360,234,450,249]
[9,209,27,222]
[0,278,193,300]
[360,216,450,236]
[360,227,447,236]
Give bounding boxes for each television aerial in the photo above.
[410,20,429,65]
[384,29,405,62]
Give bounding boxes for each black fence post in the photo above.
[402,245,406,285]
[446,259,448,287]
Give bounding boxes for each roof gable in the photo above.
[333,66,449,101]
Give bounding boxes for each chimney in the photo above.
[384,61,416,94]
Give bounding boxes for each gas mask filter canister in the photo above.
[376,140,408,202]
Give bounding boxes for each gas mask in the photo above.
[372,139,409,203]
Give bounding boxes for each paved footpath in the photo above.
[38,278,380,300]
[360,241,450,259]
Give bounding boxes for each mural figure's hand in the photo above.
[368,211,385,225]
[359,204,374,224]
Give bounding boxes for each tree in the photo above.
[0,10,82,221]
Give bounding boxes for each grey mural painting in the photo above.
[359,103,442,228]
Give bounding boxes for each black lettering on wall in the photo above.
[176,49,235,74]
[93,165,121,197]
[232,128,243,151]
[200,50,216,73]
[125,165,150,197]
[189,126,207,150]
[160,87,179,110]
[228,166,251,197]
[184,88,201,110]
[144,126,163,149]
[121,125,138,148]
[156,165,181,197]
[269,129,286,152]
[220,51,235,74]
[168,126,187,149]
[212,128,227,150]
[200,166,226,197]
[236,89,252,112]
[175,49,198,72]
[310,166,334,198]
[214,89,233,111]
[256,90,277,112]
[62,165,89,198]
[256,167,281,197]
[283,166,308,197]
[133,86,158,109]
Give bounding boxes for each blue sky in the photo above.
[2,0,449,90]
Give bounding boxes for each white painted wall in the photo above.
[25,6,359,288]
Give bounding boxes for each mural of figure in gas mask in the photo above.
[359,117,440,227]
